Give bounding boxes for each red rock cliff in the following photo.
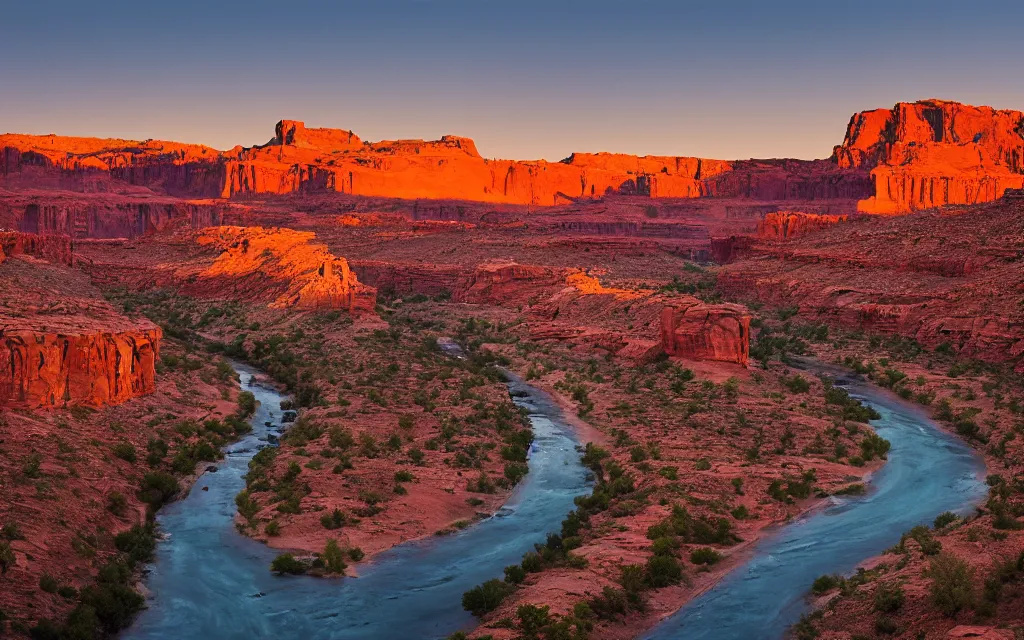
[757,211,849,240]
[661,302,750,366]
[0,231,73,266]
[192,226,377,312]
[832,100,1024,214]
[0,256,161,408]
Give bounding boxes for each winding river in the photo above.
[124,363,591,639]
[643,370,986,640]
[124,363,986,640]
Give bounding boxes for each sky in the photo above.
[2,0,1023,161]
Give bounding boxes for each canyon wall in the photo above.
[0,328,162,409]
[1,195,235,239]
[757,211,850,240]
[0,231,73,266]
[718,197,1024,372]
[832,100,1024,214]
[0,254,163,409]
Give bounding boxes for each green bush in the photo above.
[39,574,59,593]
[929,553,975,616]
[462,579,515,617]
[270,553,308,575]
[934,512,959,529]
[138,472,179,508]
[237,391,257,417]
[645,555,684,587]
[689,548,722,565]
[320,509,346,530]
[504,564,526,584]
[112,442,137,463]
[114,524,156,565]
[264,521,281,537]
[811,574,841,595]
[322,539,347,574]
[873,582,905,613]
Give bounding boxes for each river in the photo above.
[125,363,986,640]
[124,362,591,639]
[642,370,986,640]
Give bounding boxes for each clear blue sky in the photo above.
[2,0,1022,160]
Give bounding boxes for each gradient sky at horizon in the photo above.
[3,0,1023,161]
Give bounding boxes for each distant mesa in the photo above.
[1,99,1021,215]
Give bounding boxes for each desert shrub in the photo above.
[588,586,629,620]
[113,524,156,565]
[112,442,137,463]
[690,548,722,565]
[393,470,415,483]
[106,491,128,516]
[504,564,526,584]
[811,574,841,595]
[521,551,544,573]
[645,555,683,587]
[929,553,975,616]
[899,526,942,556]
[934,512,959,529]
[694,458,711,471]
[462,579,515,617]
[264,521,281,537]
[237,391,257,417]
[408,447,425,465]
[270,553,308,575]
[322,539,347,574]
[348,547,364,561]
[873,582,905,613]
[320,509,346,530]
[874,615,898,635]
[783,375,811,393]
[39,574,59,593]
[235,490,260,520]
[138,471,179,508]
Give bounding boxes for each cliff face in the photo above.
[757,211,849,240]
[661,302,750,366]
[832,100,1024,213]
[0,231,73,266]
[1,328,162,409]
[0,119,868,208]
[193,226,377,311]
[0,255,162,408]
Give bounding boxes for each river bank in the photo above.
[123,356,593,639]
[455,336,897,639]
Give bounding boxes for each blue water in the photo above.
[125,362,986,640]
[642,373,986,640]
[124,363,591,639]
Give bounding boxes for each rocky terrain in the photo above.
[1,99,1023,639]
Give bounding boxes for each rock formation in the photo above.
[0,231,73,266]
[661,302,750,365]
[529,271,751,366]
[757,211,849,240]
[832,100,1024,214]
[193,227,377,311]
[0,255,161,408]
[719,196,1024,372]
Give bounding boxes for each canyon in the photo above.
[1,98,1022,640]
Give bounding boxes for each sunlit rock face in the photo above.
[833,100,1024,214]
[194,226,377,312]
